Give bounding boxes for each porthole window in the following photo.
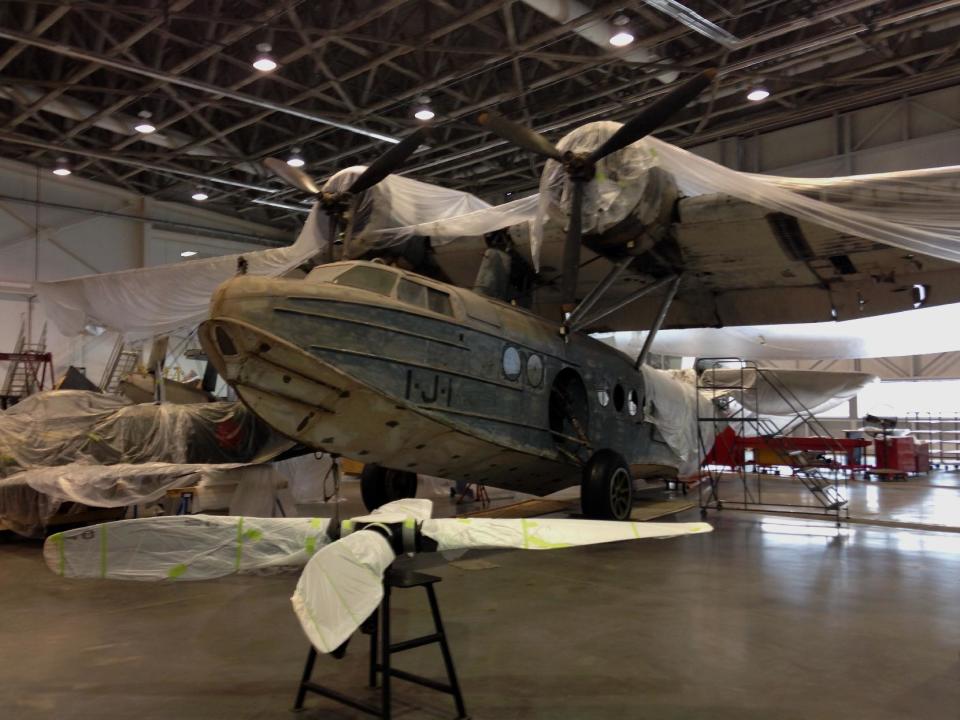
[613,384,625,412]
[597,386,610,407]
[502,346,522,381]
[527,354,544,387]
[628,389,639,416]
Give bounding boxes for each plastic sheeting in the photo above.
[533,121,960,266]
[322,166,493,253]
[421,516,712,551]
[0,390,272,476]
[639,365,708,478]
[34,203,329,337]
[292,530,395,653]
[700,368,877,417]
[44,514,332,581]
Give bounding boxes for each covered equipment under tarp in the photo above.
[0,390,285,536]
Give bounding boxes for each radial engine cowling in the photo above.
[539,121,678,258]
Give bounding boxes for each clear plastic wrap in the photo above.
[0,390,272,476]
[35,203,329,337]
[45,514,331,580]
[533,121,960,265]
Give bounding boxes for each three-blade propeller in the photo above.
[44,499,711,654]
[478,69,716,307]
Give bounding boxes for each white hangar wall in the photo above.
[0,157,289,384]
[690,84,960,176]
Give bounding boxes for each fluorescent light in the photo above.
[414,107,435,121]
[180,250,198,257]
[747,87,770,102]
[609,30,635,47]
[253,43,278,72]
[191,190,209,201]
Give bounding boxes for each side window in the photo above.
[397,278,427,307]
[502,346,522,381]
[333,265,397,296]
[426,287,453,316]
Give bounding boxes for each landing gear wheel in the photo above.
[360,465,419,512]
[580,449,633,521]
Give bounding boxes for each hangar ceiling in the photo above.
[1,0,959,231]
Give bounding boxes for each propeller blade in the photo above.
[588,68,717,163]
[421,517,712,552]
[292,530,395,653]
[347,127,430,195]
[369,497,434,521]
[560,179,585,307]
[263,157,321,194]
[44,515,333,581]
[477,111,564,161]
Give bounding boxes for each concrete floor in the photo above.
[2,476,959,719]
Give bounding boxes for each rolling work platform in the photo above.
[696,359,852,526]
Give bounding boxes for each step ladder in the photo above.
[1,319,53,402]
[100,335,141,396]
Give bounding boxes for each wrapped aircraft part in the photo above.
[0,391,272,476]
[44,514,332,580]
[420,516,712,552]
[534,122,960,265]
[698,367,877,417]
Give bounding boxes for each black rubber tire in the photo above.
[580,449,634,521]
[360,464,419,511]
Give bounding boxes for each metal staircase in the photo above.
[697,359,849,525]
[99,335,142,396]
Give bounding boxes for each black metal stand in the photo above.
[293,567,468,719]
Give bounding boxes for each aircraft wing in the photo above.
[524,193,960,330]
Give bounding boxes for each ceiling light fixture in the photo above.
[641,0,740,48]
[191,189,209,201]
[414,96,435,121]
[747,86,770,102]
[180,250,198,257]
[52,156,71,176]
[134,110,156,134]
[252,43,278,72]
[286,147,305,168]
[609,15,635,47]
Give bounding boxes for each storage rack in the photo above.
[900,413,960,469]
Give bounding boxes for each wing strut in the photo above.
[635,274,682,369]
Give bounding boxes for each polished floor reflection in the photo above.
[0,478,958,719]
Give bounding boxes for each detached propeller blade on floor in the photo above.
[44,499,711,656]
[477,69,716,305]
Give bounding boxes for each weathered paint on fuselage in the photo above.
[200,261,679,496]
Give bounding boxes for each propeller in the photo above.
[477,69,716,306]
[44,500,711,655]
[262,127,431,258]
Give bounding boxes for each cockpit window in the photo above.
[396,278,454,317]
[426,287,453,316]
[397,278,427,307]
[305,266,343,283]
[333,265,397,296]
